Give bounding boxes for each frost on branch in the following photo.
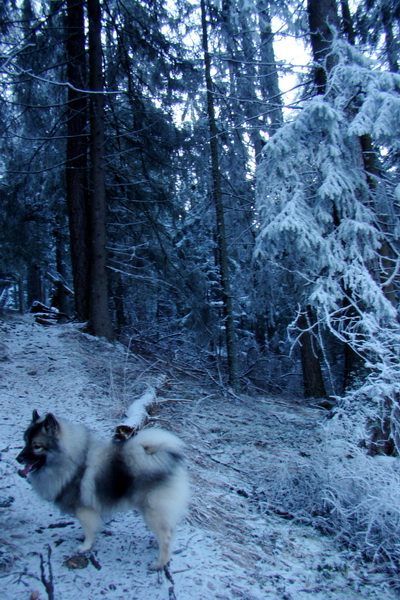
[257,415,400,586]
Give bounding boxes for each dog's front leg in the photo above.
[75,507,101,553]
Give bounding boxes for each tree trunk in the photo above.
[65,0,90,321]
[54,220,69,315]
[111,271,128,335]
[381,4,399,73]
[359,134,397,307]
[27,264,44,306]
[307,0,339,94]
[200,0,240,390]
[298,309,327,398]
[17,275,25,313]
[340,0,355,45]
[86,0,113,341]
[257,0,283,135]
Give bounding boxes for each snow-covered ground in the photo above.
[0,314,398,599]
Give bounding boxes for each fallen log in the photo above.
[31,301,56,314]
[30,301,70,324]
[114,375,166,440]
[35,317,58,326]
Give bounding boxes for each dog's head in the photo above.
[17,410,61,478]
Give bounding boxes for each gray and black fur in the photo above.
[17,411,189,569]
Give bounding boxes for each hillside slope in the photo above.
[0,315,397,600]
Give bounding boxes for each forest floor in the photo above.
[0,314,398,600]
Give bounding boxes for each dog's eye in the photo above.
[32,443,44,452]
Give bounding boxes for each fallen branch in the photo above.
[163,564,177,600]
[209,455,246,474]
[38,545,54,600]
[89,553,102,570]
[45,271,74,296]
[47,521,74,529]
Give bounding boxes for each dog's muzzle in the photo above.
[16,450,43,478]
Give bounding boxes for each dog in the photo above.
[17,410,189,569]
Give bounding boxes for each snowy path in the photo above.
[0,315,397,600]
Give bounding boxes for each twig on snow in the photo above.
[89,553,102,570]
[164,564,177,600]
[209,455,246,474]
[38,545,54,600]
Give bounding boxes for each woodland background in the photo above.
[1,0,400,453]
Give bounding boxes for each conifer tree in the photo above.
[65,0,90,322]
[86,0,113,341]
[200,0,240,390]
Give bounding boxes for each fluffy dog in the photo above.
[17,410,189,569]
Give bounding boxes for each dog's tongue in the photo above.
[18,464,34,478]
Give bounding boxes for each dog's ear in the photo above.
[32,409,40,422]
[43,413,60,434]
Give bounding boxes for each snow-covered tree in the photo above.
[256,38,400,450]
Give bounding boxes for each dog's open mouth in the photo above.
[18,461,43,478]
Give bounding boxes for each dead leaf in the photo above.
[64,554,89,569]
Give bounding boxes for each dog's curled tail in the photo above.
[128,428,185,475]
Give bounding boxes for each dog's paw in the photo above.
[149,560,164,571]
[150,558,172,571]
[76,541,92,554]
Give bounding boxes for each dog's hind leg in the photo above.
[142,508,174,570]
[75,507,101,553]
[151,523,174,571]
